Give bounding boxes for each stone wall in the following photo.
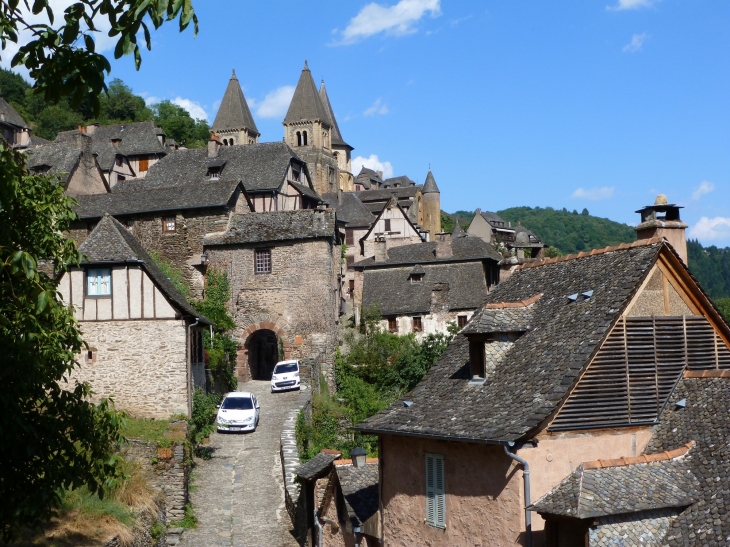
[71,319,189,419]
[280,393,310,544]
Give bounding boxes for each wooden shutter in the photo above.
[139,157,149,172]
[425,454,445,528]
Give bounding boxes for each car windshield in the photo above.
[222,397,253,410]
[274,363,298,374]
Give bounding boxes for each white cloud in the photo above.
[363,98,389,117]
[335,0,441,45]
[608,0,660,11]
[352,154,394,179]
[691,181,715,201]
[141,94,160,106]
[622,33,648,53]
[571,187,615,200]
[689,217,730,242]
[248,85,295,119]
[171,97,209,122]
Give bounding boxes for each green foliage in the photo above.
[716,298,730,323]
[32,103,85,141]
[189,388,221,446]
[451,210,475,230]
[151,100,210,148]
[0,66,30,104]
[97,79,153,123]
[0,142,126,539]
[59,486,134,527]
[121,417,173,446]
[687,240,730,300]
[440,211,454,234]
[148,250,190,299]
[169,503,198,529]
[150,521,165,542]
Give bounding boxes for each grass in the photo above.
[168,503,198,529]
[122,416,187,447]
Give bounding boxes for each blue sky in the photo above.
[6,1,730,245]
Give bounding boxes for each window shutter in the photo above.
[425,454,445,528]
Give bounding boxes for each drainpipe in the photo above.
[504,443,532,547]
[187,318,200,398]
[313,509,323,547]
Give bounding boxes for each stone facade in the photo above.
[69,319,190,418]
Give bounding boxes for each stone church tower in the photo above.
[283,61,342,196]
[211,70,260,146]
[420,170,442,237]
[319,80,354,191]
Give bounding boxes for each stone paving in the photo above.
[178,381,303,547]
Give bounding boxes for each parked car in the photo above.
[216,392,260,433]
[270,359,301,392]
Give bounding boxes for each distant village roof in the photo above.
[25,143,82,183]
[143,142,312,194]
[335,462,380,528]
[319,81,350,149]
[79,214,210,323]
[355,166,383,189]
[354,236,502,268]
[382,175,416,188]
[422,170,439,193]
[283,61,331,125]
[356,240,671,442]
[355,186,420,202]
[451,221,465,237]
[212,70,259,135]
[321,191,375,228]
[0,97,28,128]
[57,121,166,161]
[203,209,337,246]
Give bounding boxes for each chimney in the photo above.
[475,208,481,216]
[77,125,86,134]
[86,123,99,135]
[635,194,688,263]
[374,237,388,262]
[208,135,221,158]
[430,282,450,314]
[434,232,453,259]
[338,188,343,205]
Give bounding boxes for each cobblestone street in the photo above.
[179,381,303,547]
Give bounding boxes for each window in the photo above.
[208,167,221,180]
[411,274,423,283]
[87,268,111,296]
[345,229,354,245]
[302,131,308,146]
[346,256,354,268]
[412,316,423,332]
[292,169,301,182]
[115,156,122,167]
[139,157,149,172]
[163,217,176,233]
[124,219,134,231]
[458,315,468,328]
[86,223,97,234]
[296,131,302,147]
[255,249,272,274]
[348,280,355,298]
[425,453,445,528]
[384,219,391,232]
[117,175,125,183]
[388,317,397,333]
[469,339,486,379]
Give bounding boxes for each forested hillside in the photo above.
[444,206,730,300]
[0,68,209,147]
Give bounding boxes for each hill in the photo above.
[445,206,730,301]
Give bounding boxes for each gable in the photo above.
[363,201,422,242]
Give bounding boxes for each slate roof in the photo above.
[284,62,331,125]
[355,167,383,189]
[295,452,340,481]
[512,224,544,247]
[480,210,508,225]
[461,306,536,334]
[452,222,465,237]
[319,81,350,149]
[336,462,380,528]
[422,171,439,193]
[530,452,698,519]
[142,142,311,194]
[211,70,259,135]
[203,209,337,246]
[355,186,420,202]
[25,143,81,183]
[0,97,28,128]
[321,192,374,228]
[362,261,490,315]
[382,175,416,188]
[73,180,241,219]
[57,122,166,159]
[354,236,502,268]
[355,241,665,442]
[78,214,210,323]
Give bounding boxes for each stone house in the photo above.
[355,205,730,546]
[202,208,342,382]
[296,451,382,547]
[0,96,30,148]
[59,214,210,419]
[354,167,384,191]
[356,231,501,337]
[468,208,545,258]
[359,197,427,260]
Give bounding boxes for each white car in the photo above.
[270,360,301,392]
[216,392,260,433]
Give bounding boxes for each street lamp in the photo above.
[351,447,367,469]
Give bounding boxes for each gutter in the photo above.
[350,426,511,446]
[504,443,532,547]
[313,509,323,547]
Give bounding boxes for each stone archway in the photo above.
[246,329,279,380]
[236,317,294,382]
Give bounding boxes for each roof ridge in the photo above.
[581,441,695,470]
[334,457,379,466]
[684,369,730,378]
[516,237,665,270]
[483,293,543,309]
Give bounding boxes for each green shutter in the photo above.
[425,454,445,528]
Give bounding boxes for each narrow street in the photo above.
[179,381,302,547]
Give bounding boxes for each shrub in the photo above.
[189,389,221,445]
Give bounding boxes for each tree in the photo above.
[151,99,209,147]
[98,78,153,122]
[0,0,200,538]
[0,66,30,104]
[32,103,85,140]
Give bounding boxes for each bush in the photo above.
[189,389,221,445]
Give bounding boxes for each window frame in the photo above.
[387,317,398,333]
[412,316,423,332]
[469,339,486,379]
[86,268,112,297]
[255,249,272,274]
[425,453,446,529]
[458,315,468,328]
[384,218,392,232]
[162,216,176,233]
[345,229,354,246]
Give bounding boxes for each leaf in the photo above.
[36,291,49,313]
[83,33,95,53]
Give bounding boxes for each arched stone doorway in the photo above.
[247,329,279,380]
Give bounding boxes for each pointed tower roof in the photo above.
[212,70,259,135]
[284,61,332,125]
[423,170,440,193]
[452,221,466,237]
[319,80,352,150]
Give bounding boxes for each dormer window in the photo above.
[208,167,221,180]
[32,165,51,175]
[469,339,487,380]
[410,274,423,283]
[291,169,301,182]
